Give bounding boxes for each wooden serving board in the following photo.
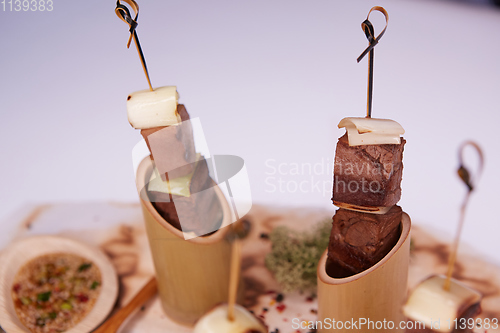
[1,203,498,333]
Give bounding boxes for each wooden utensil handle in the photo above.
[93,277,158,333]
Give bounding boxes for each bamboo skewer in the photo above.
[357,6,389,118]
[443,141,484,290]
[443,192,470,291]
[115,0,154,91]
[403,142,484,327]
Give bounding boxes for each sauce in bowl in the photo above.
[11,253,102,333]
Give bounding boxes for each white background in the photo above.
[0,0,499,263]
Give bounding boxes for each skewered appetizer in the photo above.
[327,117,406,278]
[127,86,223,235]
[403,141,484,332]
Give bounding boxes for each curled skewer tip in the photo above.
[357,6,389,119]
[457,166,473,191]
[457,140,484,191]
[115,0,154,91]
[115,0,138,48]
[357,6,389,63]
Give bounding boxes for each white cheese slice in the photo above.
[193,304,267,333]
[338,117,404,146]
[403,275,482,333]
[147,154,201,197]
[127,86,180,129]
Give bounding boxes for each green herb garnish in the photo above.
[49,312,57,319]
[61,302,72,310]
[35,318,45,327]
[20,297,31,305]
[78,263,92,272]
[37,291,51,302]
[265,218,331,293]
[91,281,100,290]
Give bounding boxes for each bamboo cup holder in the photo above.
[136,157,237,326]
[317,212,411,333]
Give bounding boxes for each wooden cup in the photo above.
[317,213,411,333]
[136,157,235,326]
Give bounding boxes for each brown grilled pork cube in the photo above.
[332,133,405,208]
[141,104,196,179]
[169,175,222,235]
[326,206,402,278]
[148,191,180,228]
[148,158,223,235]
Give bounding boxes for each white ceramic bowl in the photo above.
[0,235,118,333]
